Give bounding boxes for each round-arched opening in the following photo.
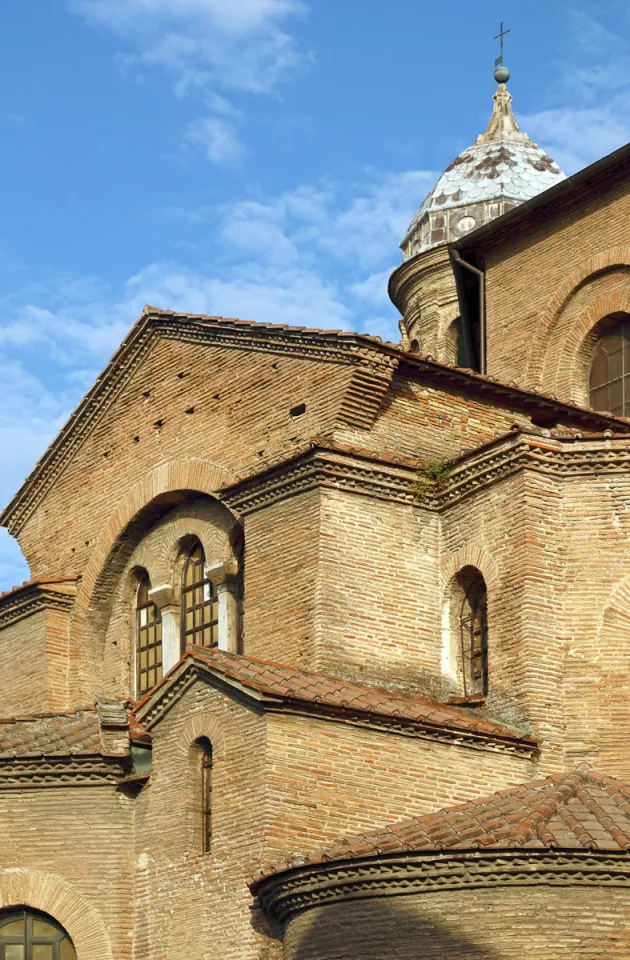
[454,566,488,698]
[0,907,76,959]
[589,312,630,415]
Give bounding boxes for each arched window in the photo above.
[181,542,218,651]
[136,573,163,697]
[197,736,213,853]
[0,908,76,959]
[457,567,488,697]
[589,314,630,415]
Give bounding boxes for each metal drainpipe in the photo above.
[451,249,487,374]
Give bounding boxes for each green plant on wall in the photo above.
[410,458,453,499]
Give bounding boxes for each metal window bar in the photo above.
[181,543,219,651]
[136,577,163,697]
[459,577,489,698]
[0,909,77,960]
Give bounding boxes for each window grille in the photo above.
[201,739,213,853]
[458,571,488,697]
[0,909,77,959]
[589,316,630,416]
[181,543,218,650]
[136,574,163,697]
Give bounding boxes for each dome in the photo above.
[401,82,566,259]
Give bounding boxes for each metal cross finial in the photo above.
[494,21,510,67]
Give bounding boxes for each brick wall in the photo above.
[15,338,355,580]
[0,785,133,959]
[135,678,533,960]
[479,175,630,397]
[283,886,630,959]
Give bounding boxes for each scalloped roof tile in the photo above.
[403,83,566,254]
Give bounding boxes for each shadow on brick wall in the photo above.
[256,894,504,960]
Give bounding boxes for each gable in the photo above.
[5,309,397,578]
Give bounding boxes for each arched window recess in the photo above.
[0,909,77,959]
[589,314,630,416]
[457,567,488,698]
[195,736,214,854]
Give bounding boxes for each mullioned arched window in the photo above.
[181,542,219,651]
[0,909,77,959]
[589,314,630,416]
[136,573,163,696]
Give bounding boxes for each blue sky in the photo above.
[1,0,629,590]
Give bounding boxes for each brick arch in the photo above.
[177,709,244,761]
[440,544,500,595]
[525,246,630,389]
[71,459,237,700]
[0,868,112,959]
[175,709,246,855]
[541,287,630,405]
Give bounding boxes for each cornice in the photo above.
[255,849,630,924]
[3,298,625,539]
[155,314,397,370]
[0,583,77,631]
[220,437,630,518]
[0,755,128,789]
[223,447,419,515]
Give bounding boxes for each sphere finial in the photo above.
[494,64,510,84]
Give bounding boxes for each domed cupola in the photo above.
[390,67,565,365]
[401,73,566,259]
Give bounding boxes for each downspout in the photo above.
[450,248,487,374]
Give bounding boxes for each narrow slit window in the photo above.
[201,739,213,853]
[136,574,163,697]
[458,568,488,697]
[181,543,219,651]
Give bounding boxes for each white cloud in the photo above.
[520,11,630,174]
[68,0,309,165]
[185,115,245,165]
[521,105,630,175]
[68,0,307,94]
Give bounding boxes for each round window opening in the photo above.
[0,909,77,960]
[457,215,476,234]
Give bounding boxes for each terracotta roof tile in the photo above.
[0,577,79,603]
[0,706,129,758]
[176,647,533,749]
[251,763,630,887]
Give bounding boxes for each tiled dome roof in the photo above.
[402,84,566,257]
[253,764,630,885]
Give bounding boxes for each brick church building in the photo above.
[3,69,630,959]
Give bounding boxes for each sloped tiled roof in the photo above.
[136,647,535,753]
[252,763,630,886]
[0,706,128,758]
